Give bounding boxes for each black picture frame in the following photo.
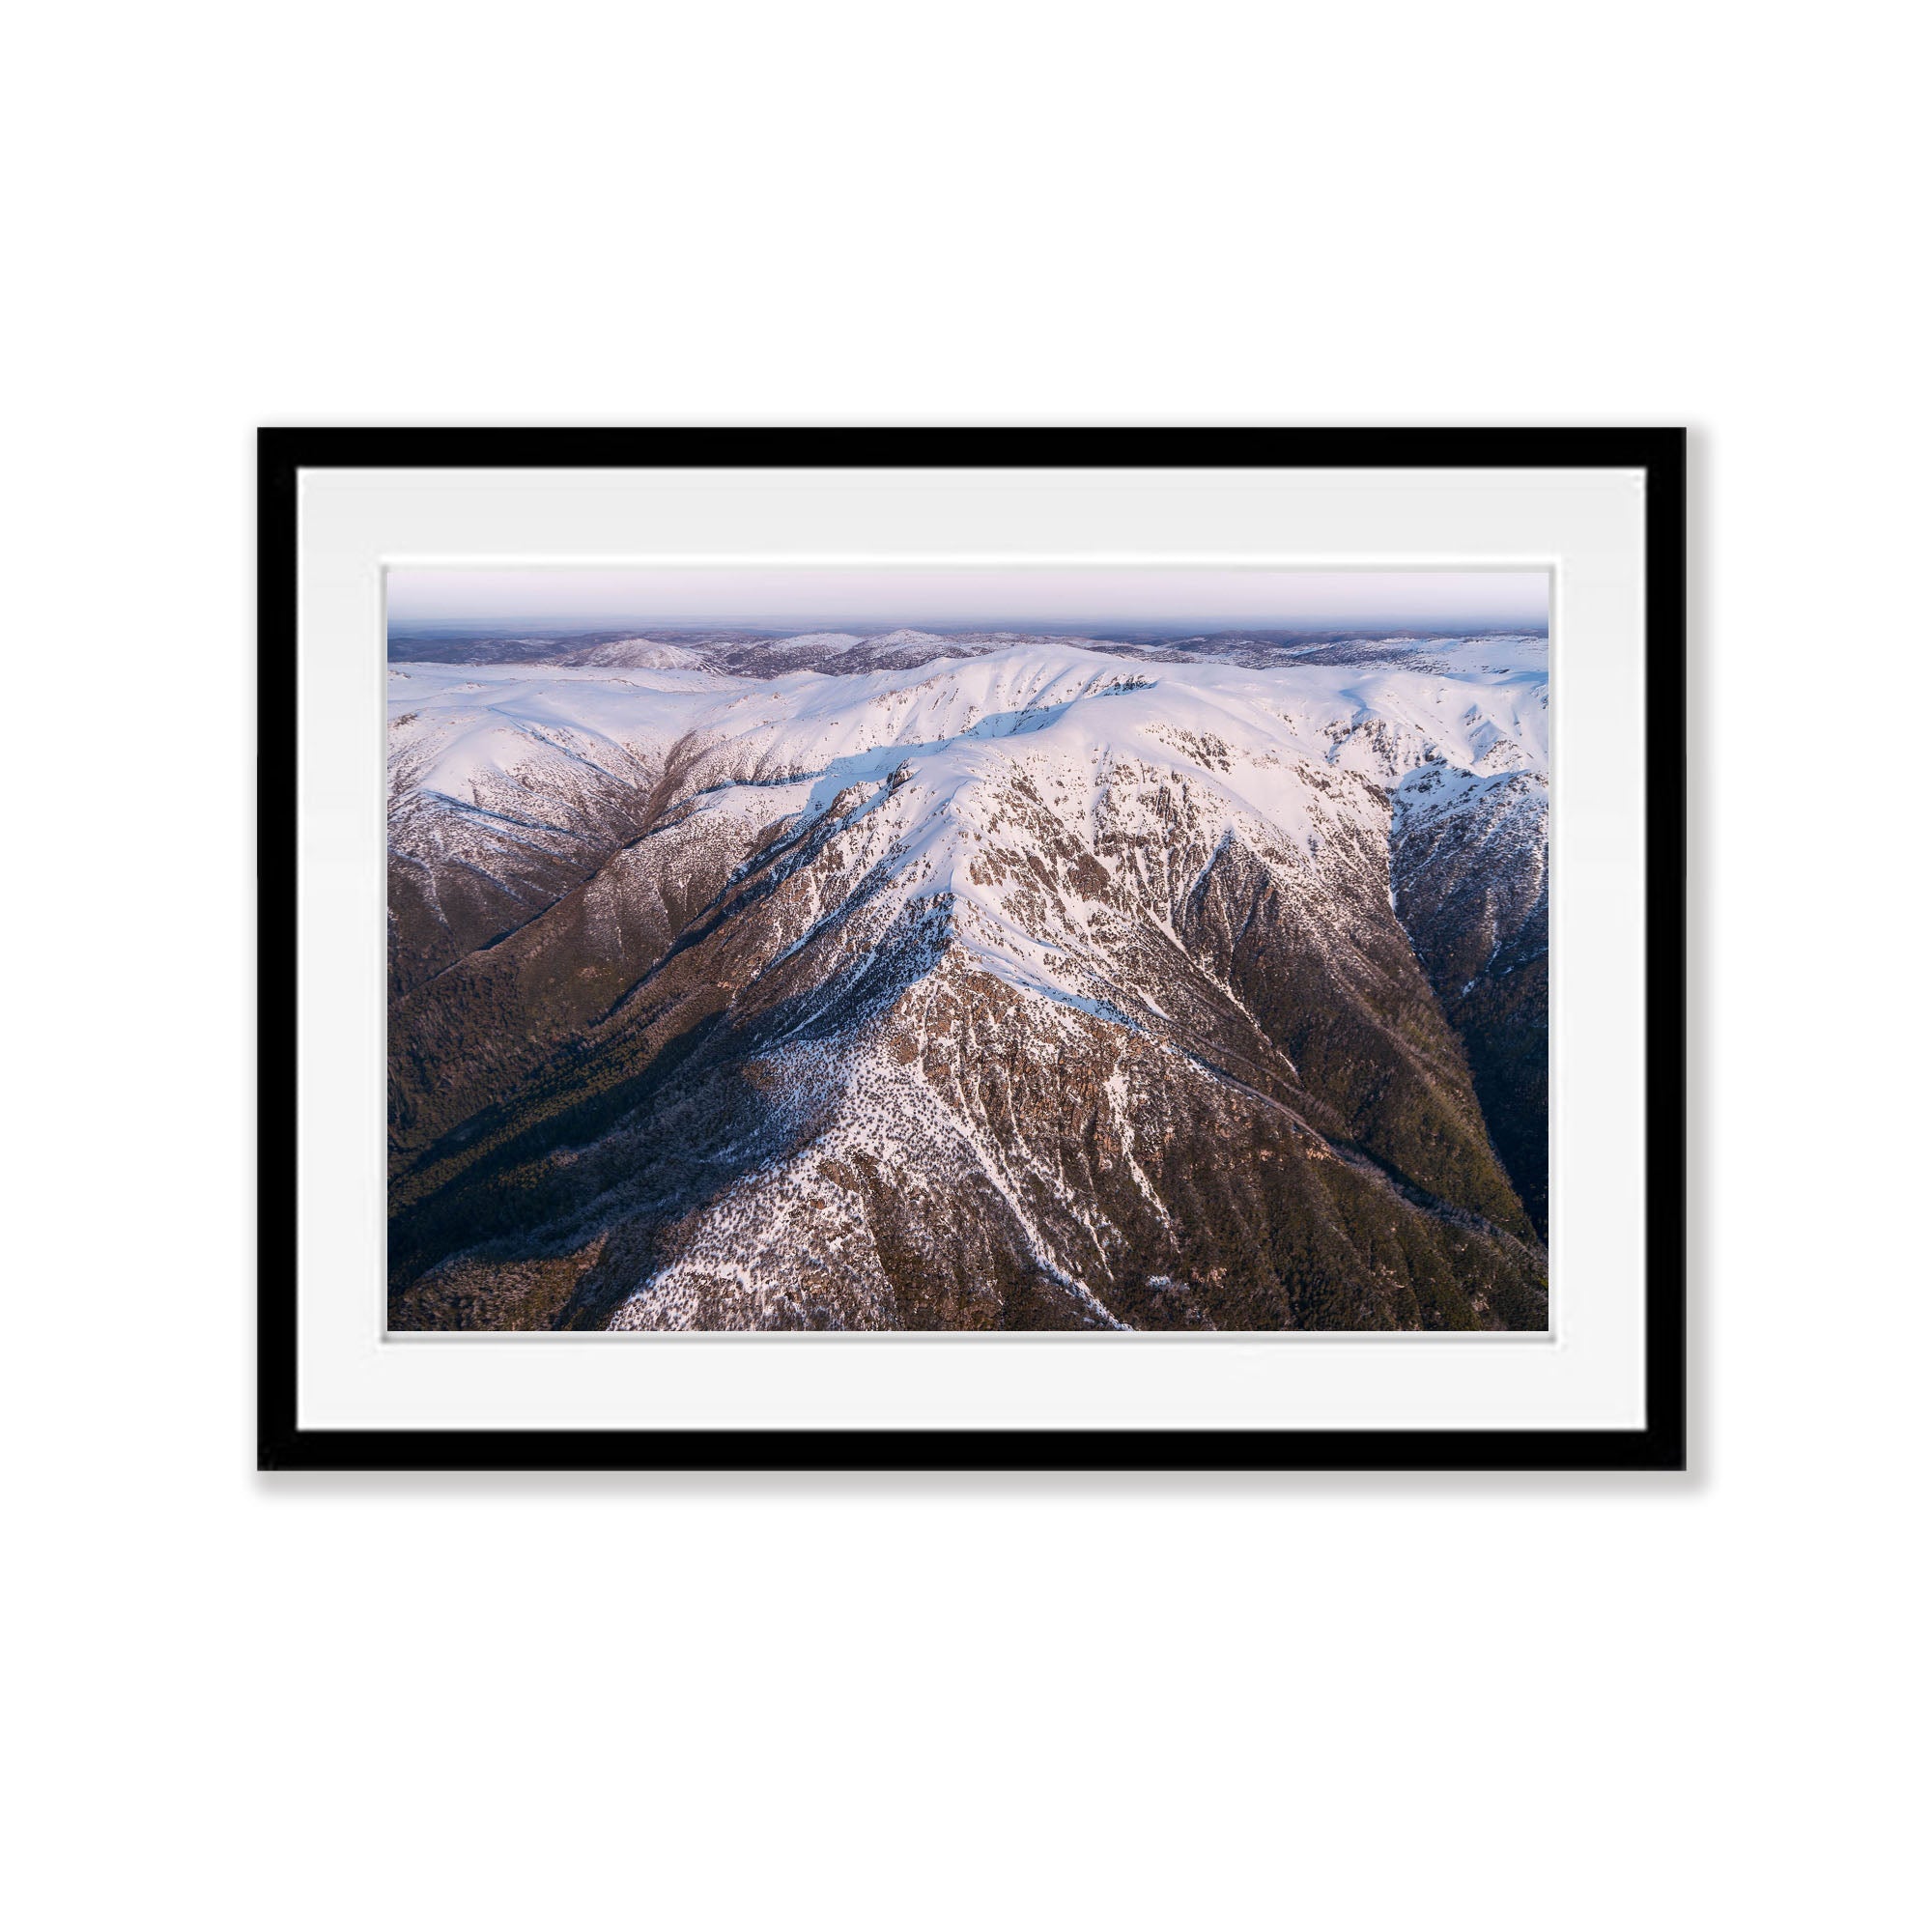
[259,427,1686,1473]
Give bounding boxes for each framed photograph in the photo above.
[260,428,1685,1471]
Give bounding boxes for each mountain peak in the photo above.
[386,637,1550,1332]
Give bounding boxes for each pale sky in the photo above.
[385,566,1548,634]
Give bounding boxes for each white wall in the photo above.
[10,4,1923,1927]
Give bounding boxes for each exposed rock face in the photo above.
[1392,761,1549,1236]
[385,635,1550,1331]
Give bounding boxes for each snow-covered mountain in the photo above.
[386,635,1549,1331]
[387,624,1548,680]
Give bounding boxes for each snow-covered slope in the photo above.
[386,639,1550,1332]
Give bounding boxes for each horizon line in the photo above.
[386,616,1550,639]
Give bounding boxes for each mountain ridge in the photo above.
[386,634,1550,1330]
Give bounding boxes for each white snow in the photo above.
[390,634,1549,1014]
